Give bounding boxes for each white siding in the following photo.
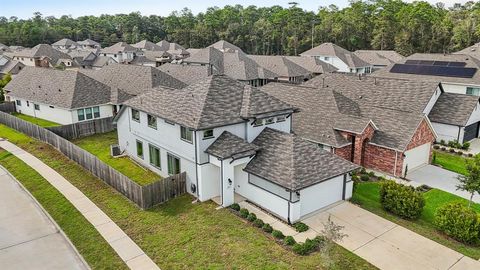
[246,116,291,142]
[70,105,114,123]
[466,102,480,126]
[14,98,73,125]
[196,122,245,164]
[431,122,461,142]
[423,87,442,115]
[299,175,344,217]
[442,83,468,95]
[197,163,220,201]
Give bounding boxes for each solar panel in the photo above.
[390,64,477,78]
[448,62,467,67]
[404,59,467,67]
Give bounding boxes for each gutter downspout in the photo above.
[220,159,224,206]
[457,126,461,142]
[287,191,292,224]
[393,150,398,177]
[194,130,199,199]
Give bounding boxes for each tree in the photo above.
[457,154,480,207]
[320,215,347,268]
[0,73,12,102]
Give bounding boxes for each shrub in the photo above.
[262,223,273,233]
[379,180,425,219]
[292,237,324,255]
[292,243,307,255]
[368,171,375,177]
[468,153,474,158]
[239,208,249,218]
[360,167,367,174]
[462,142,471,150]
[272,230,285,239]
[247,213,257,222]
[284,236,296,246]
[448,140,456,148]
[433,145,440,150]
[440,139,446,146]
[351,174,359,181]
[253,218,264,228]
[435,202,480,244]
[457,151,463,156]
[449,148,456,153]
[441,147,447,151]
[360,175,370,181]
[230,203,240,211]
[294,222,309,232]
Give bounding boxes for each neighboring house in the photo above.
[99,42,139,63]
[354,50,405,71]
[10,44,74,68]
[285,56,338,76]
[4,67,114,125]
[373,53,480,96]
[300,43,373,74]
[91,56,117,70]
[157,63,211,85]
[0,55,25,76]
[156,40,190,59]
[51,38,80,50]
[130,50,173,67]
[262,74,438,178]
[248,55,312,83]
[0,43,10,53]
[115,75,358,223]
[429,93,480,143]
[132,40,163,51]
[77,39,101,50]
[68,50,99,69]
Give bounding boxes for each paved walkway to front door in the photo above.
[0,166,88,270]
[303,202,480,270]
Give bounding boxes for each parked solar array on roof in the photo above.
[390,64,477,78]
[405,60,467,67]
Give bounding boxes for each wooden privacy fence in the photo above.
[0,101,16,113]
[0,111,186,209]
[47,116,115,140]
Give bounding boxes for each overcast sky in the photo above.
[0,0,469,19]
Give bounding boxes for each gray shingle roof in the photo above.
[131,40,163,51]
[428,93,480,126]
[209,40,243,53]
[157,63,210,85]
[244,128,359,191]
[0,59,24,75]
[77,39,100,46]
[354,50,405,66]
[156,40,185,51]
[52,38,79,47]
[300,43,370,68]
[5,67,111,109]
[100,42,138,54]
[91,56,116,67]
[285,56,338,74]
[13,44,72,65]
[122,75,295,130]
[248,55,311,78]
[206,131,260,160]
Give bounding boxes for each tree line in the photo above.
[1,1,480,56]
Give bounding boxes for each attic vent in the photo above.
[38,85,41,88]
[58,89,61,92]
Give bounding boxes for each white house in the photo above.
[300,43,373,74]
[77,39,101,50]
[10,44,74,69]
[114,75,358,223]
[4,67,114,125]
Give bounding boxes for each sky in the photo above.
[0,0,471,19]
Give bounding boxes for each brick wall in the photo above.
[334,144,352,161]
[363,144,403,176]
[407,119,436,150]
[353,124,376,165]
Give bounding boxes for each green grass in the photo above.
[72,131,160,185]
[0,123,375,270]
[432,150,468,175]
[352,182,480,259]
[0,150,127,270]
[11,112,61,127]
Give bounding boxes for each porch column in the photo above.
[221,160,235,207]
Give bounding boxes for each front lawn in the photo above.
[11,112,61,127]
[0,124,375,269]
[352,182,480,259]
[432,150,468,175]
[72,131,159,185]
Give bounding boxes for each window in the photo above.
[85,107,93,120]
[365,66,371,74]
[136,140,143,159]
[147,114,157,129]
[253,119,263,127]
[324,56,330,61]
[15,100,21,106]
[276,115,286,122]
[265,117,274,125]
[34,104,40,110]
[167,154,180,175]
[93,106,100,118]
[466,87,480,96]
[77,109,85,121]
[180,126,193,143]
[49,105,54,108]
[149,144,161,168]
[131,109,140,122]
[203,129,214,139]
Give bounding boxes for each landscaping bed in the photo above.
[72,131,159,185]
[11,112,61,127]
[432,150,469,175]
[351,181,480,259]
[0,124,375,269]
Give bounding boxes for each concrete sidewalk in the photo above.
[0,139,159,270]
[0,166,88,270]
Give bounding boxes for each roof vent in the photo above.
[359,95,363,99]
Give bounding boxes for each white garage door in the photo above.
[300,175,344,217]
[404,143,431,174]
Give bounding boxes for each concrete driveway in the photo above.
[0,167,88,270]
[407,165,480,203]
[303,202,480,270]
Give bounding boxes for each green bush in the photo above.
[284,236,296,246]
[449,148,456,153]
[272,230,285,239]
[292,243,307,255]
[468,153,474,157]
[247,213,257,222]
[351,174,359,181]
[441,147,446,151]
[379,180,425,219]
[435,202,480,244]
[239,208,249,218]
[440,139,446,146]
[230,203,240,211]
[253,218,264,228]
[462,142,471,150]
[294,222,309,232]
[368,171,375,177]
[262,223,273,233]
[457,151,463,156]
[292,237,324,255]
[360,167,367,174]
[360,175,370,181]
[433,145,440,150]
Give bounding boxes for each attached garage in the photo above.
[403,143,431,174]
[299,175,345,217]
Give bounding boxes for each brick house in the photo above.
[262,74,439,178]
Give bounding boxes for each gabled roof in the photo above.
[52,38,79,47]
[429,93,480,126]
[223,51,278,80]
[157,63,210,85]
[131,40,162,51]
[183,47,224,71]
[354,50,405,66]
[77,39,100,46]
[206,131,260,160]
[5,67,111,109]
[0,43,10,52]
[156,40,185,51]
[244,128,359,191]
[13,44,72,64]
[285,56,337,74]
[121,75,294,130]
[248,55,311,77]
[209,40,243,53]
[0,59,24,75]
[92,56,116,67]
[81,64,186,96]
[100,42,138,54]
[300,43,370,68]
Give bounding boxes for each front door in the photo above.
[167,153,181,175]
